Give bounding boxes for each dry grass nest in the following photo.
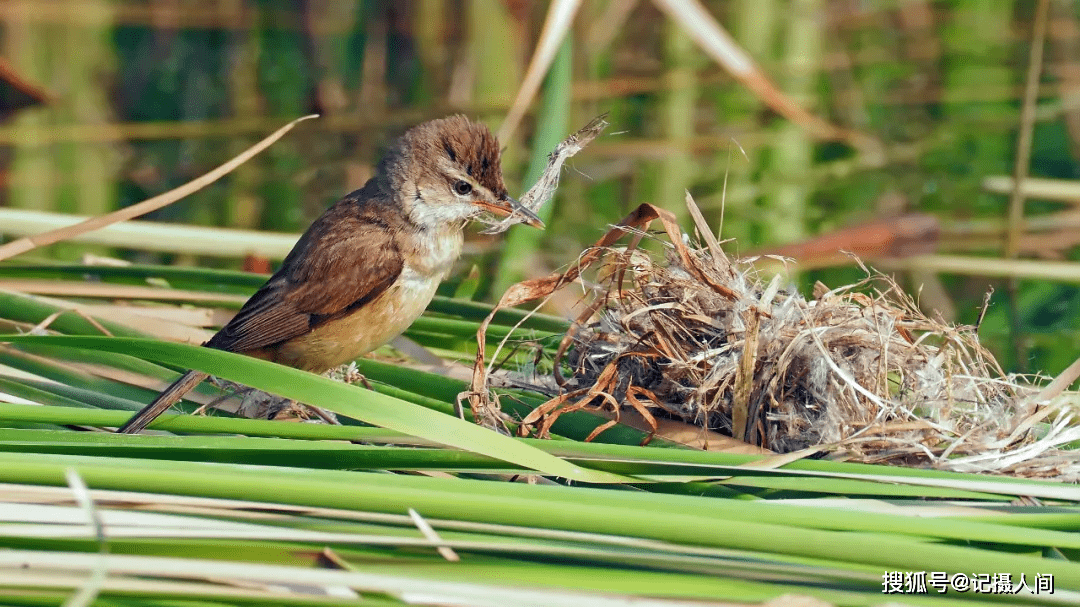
[470,203,1080,480]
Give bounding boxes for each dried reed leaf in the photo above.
[685,191,725,264]
[651,0,881,153]
[0,280,248,305]
[0,115,317,262]
[497,0,583,142]
[731,309,760,442]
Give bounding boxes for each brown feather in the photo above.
[207,183,404,354]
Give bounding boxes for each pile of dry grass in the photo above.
[470,201,1080,480]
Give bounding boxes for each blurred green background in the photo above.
[0,0,1078,375]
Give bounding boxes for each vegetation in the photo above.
[1,1,1079,604]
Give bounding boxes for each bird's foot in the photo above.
[207,375,253,396]
[201,377,339,425]
[267,400,340,425]
[191,376,248,417]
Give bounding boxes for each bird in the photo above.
[117,115,543,433]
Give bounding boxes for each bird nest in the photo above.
[468,202,1080,479]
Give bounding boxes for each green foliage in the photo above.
[6,0,1077,374]
[3,3,1080,601]
[0,261,1076,603]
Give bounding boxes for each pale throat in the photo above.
[404,220,464,279]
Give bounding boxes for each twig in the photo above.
[408,508,460,562]
[62,469,107,607]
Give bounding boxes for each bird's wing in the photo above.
[206,214,404,353]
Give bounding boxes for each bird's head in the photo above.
[382,115,543,230]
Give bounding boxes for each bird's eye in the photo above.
[454,180,472,196]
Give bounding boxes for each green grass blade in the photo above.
[0,334,626,483]
[1,450,1078,589]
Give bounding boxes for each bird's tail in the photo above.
[117,370,209,433]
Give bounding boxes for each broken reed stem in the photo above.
[0,114,317,262]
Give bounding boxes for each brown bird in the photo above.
[118,115,542,433]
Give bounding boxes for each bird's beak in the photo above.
[474,196,545,229]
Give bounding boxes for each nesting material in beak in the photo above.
[473,196,545,229]
[479,114,609,235]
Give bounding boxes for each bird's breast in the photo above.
[267,230,463,373]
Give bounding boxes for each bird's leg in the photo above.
[192,376,255,417]
[258,363,372,424]
[208,375,245,393]
[271,361,377,425]
[201,375,336,423]
[266,399,338,424]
